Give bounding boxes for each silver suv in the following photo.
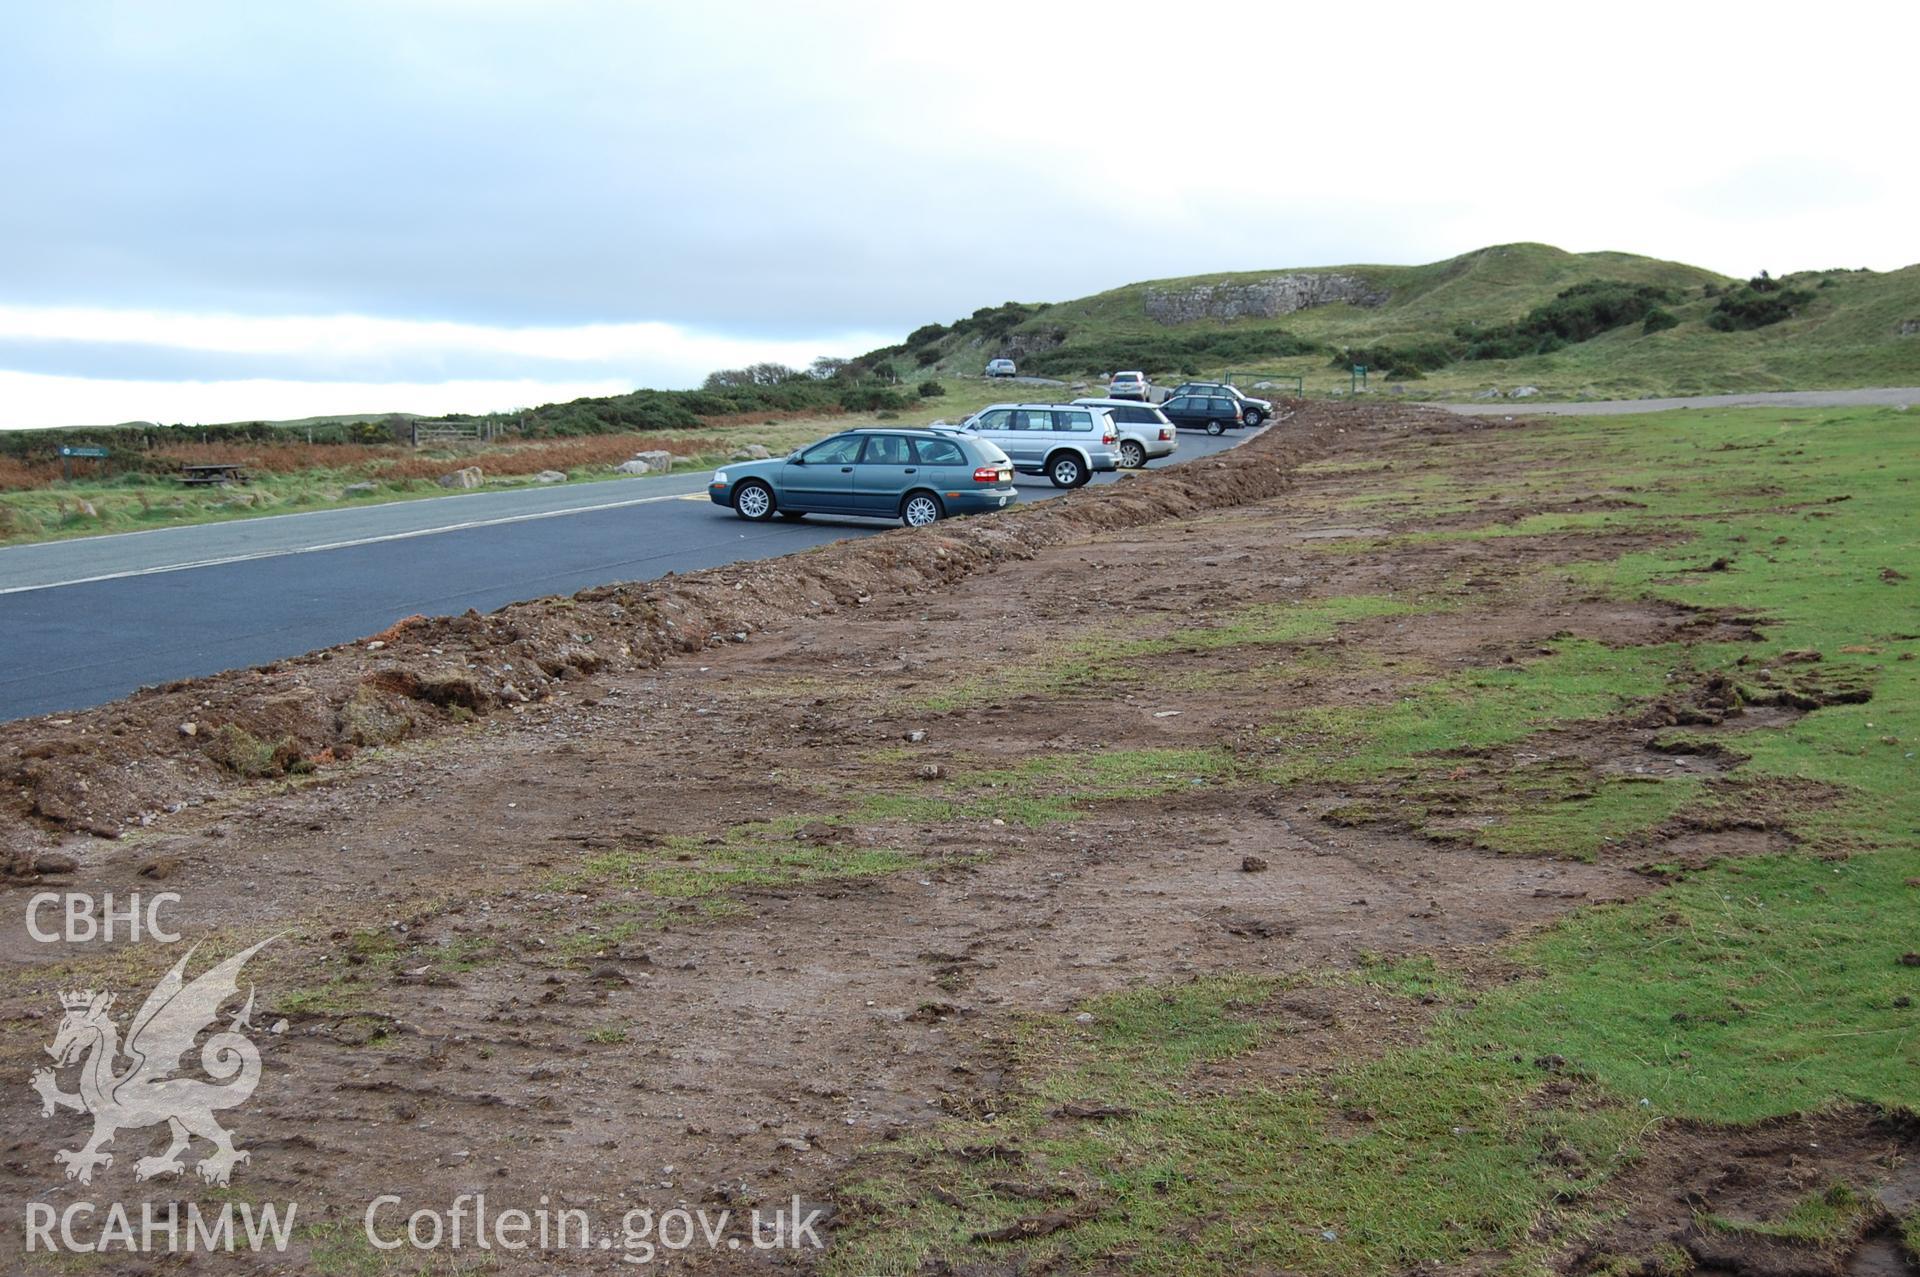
[945,403,1120,487]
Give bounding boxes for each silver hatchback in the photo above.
[1072,398,1179,468]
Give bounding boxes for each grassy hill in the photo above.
[887,243,1920,400]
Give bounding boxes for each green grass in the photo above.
[830,978,1642,1276]
[829,404,1920,1274]
[1452,406,1917,848]
[1266,639,1683,784]
[1474,848,1919,1121]
[1468,774,1701,858]
[1122,594,1420,654]
[868,747,1237,827]
[543,746,1245,956]
[917,593,1436,711]
[555,815,927,901]
[272,929,496,1017]
[1704,1181,1874,1247]
[1342,951,1470,1002]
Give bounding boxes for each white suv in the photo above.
[1107,370,1149,401]
[944,403,1120,487]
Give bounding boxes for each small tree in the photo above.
[703,362,804,390]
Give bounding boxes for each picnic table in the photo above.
[179,463,250,486]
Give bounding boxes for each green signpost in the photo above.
[1351,364,1368,395]
[58,445,109,481]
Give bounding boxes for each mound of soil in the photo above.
[0,404,1466,853]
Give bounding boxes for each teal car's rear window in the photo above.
[860,434,911,465]
[912,436,966,465]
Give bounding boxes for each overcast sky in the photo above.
[1,0,1911,427]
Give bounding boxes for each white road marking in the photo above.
[0,487,712,596]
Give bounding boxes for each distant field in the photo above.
[0,380,1013,547]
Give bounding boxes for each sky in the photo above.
[0,0,1912,428]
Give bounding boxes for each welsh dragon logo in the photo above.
[30,938,276,1187]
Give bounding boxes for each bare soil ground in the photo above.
[0,402,1910,1275]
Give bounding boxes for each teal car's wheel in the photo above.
[1047,452,1085,488]
[1242,407,1265,427]
[732,480,774,521]
[1205,420,1225,436]
[900,492,943,528]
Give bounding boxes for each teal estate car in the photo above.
[708,429,1019,528]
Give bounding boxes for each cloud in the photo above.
[0,369,640,430]
[0,0,1913,427]
[0,303,890,373]
[0,305,894,426]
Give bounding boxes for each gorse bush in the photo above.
[917,380,946,398]
[950,302,1047,340]
[1706,273,1815,331]
[1312,280,1691,378]
[868,303,1050,369]
[1331,340,1458,378]
[836,386,911,412]
[1455,280,1680,360]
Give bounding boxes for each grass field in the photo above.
[4,400,1912,1274]
[825,404,1920,1274]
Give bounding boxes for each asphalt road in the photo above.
[0,430,1253,721]
[1432,386,1920,416]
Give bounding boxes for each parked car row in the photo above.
[979,361,1277,430]
[1161,392,1243,435]
[1167,380,1273,427]
[709,385,1254,528]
